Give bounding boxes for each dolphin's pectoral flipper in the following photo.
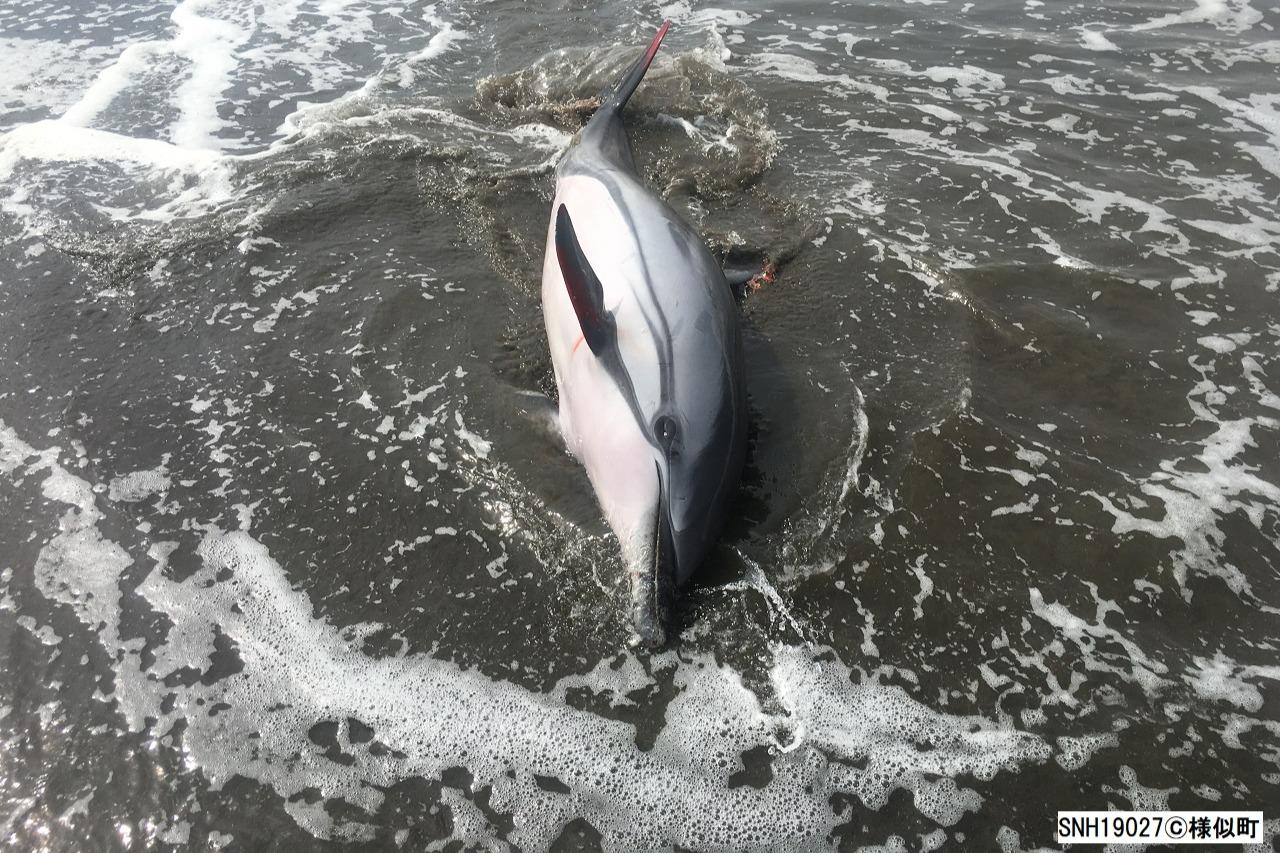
[722,251,778,300]
[555,204,617,356]
[510,388,561,433]
[556,205,646,427]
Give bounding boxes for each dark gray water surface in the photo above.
[1,0,1278,849]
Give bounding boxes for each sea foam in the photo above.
[2,418,1054,849]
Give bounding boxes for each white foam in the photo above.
[1177,86,1280,180]
[397,4,468,88]
[913,104,963,123]
[1129,0,1262,34]
[1029,586,1168,694]
[1085,392,1279,599]
[721,554,809,638]
[0,121,224,176]
[858,837,908,853]
[800,383,870,560]
[1015,448,1048,468]
[0,120,236,223]
[108,461,172,502]
[1185,653,1280,712]
[169,0,251,149]
[454,412,492,459]
[1186,214,1280,247]
[252,280,335,334]
[0,0,467,226]
[1054,733,1118,771]
[909,556,934,619]
[1077,29,1119,51]
[991,494,1039,517]
[58,40,166,130]
[687,8,759,28]
[1208,40,1280,66]
[0,38,117,126]
[921,828,947,851]
[1220,716,1280,767]
[995,825,1059,853]
[1115,765,1175,811]
[749,53,890,102]
[1197,334,1238,354]
[921,65,1005,95]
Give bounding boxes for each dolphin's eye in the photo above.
[653,415,679,454]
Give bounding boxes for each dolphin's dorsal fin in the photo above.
[554,204,615,355]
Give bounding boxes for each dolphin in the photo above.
[541,21,747,647]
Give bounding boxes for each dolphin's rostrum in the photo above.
[541,21,747,647]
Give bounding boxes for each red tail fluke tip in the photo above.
[644,20,672,65]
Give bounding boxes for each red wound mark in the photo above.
[748,259,777,293]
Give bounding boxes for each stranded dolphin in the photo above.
[541,21,747,647]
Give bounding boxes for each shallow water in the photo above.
[1,0,1279,849]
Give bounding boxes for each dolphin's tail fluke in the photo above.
[576,21,670,167]
[599,20,670,115]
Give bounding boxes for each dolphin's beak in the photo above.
[628,480,676,649]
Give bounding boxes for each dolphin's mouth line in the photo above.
[651,510,663,629]
[643,460,675,647]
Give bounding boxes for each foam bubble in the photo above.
[1197,334,1238,353]
[1087,409,1279,600]
[1029,586,1168,695]
[0,0,467,230]
[108,461,172,503]
[1128,0,1262,34]
[1077,29,1119,52]
[1114,765,1175,811]
[1054,733,1118,771]
[1184,653,1280,712]
[0,38,117,128]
